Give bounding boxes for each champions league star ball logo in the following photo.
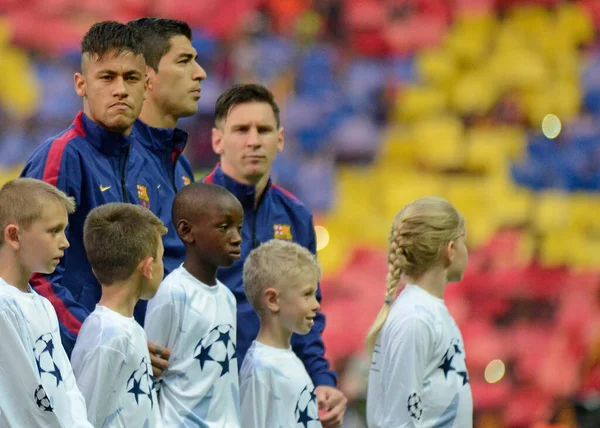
[294,385,319,428]
[407,392,423,421]
[34,333,63,387]
[193,324,236,378]
[34,385,53,412]
[127,357,154,408]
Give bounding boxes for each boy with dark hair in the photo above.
[71,203,167,427]
[145,182,243,426]
[0,178,91,427]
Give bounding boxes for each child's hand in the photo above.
[315,385,347,428]
[148,341,171,378]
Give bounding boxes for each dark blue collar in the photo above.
[133,120,188,153]
[205,164,272,209]
[77,111,133,157]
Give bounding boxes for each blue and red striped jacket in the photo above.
[21,111,194,356]
[203,165,337,387]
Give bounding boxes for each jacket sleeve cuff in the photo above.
[312,372,338,388]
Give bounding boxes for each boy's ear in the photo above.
[264,287,280,313]
[176,219,193,244]
[140,256,155,280]
[4,224,20,251]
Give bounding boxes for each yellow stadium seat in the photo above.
[533,192,572,233]
[416,49,458,87]
[570,193,600,233]
[552,81,581,122]
[451,69,498,116]
[0,166,22,186]
[489,181,535,227]
[378,125,419,167]
[540,232,571,267]
[394,86,448,122]
[445,176,488,220]
[556,3,594,46]
[445,15,496,66]
[413,116,465,170]
[488,47,549,92]
[382,173,445,222]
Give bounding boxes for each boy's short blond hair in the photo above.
[243,239,321,314]
[83,203,167,285]
[0,178,76,246]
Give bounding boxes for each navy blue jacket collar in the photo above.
[77,111,133,157]
[133,120,188,153]
[206,164,272,210]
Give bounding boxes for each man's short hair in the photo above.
[243,239,321,314]
[0,178,75,246]
[215,84,281,129]
[127,17,192,71]
[81,21,144,62]
[83,203,167,285]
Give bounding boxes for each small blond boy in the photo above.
[0,178,91,427]
[240,239,323,428]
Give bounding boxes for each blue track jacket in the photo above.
[21,112,193,356]
[204,165,337,387]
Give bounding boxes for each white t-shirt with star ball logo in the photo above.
[240,340,322,428]
[367,284,473,428]
[71,305,158,427]
[0,278,91,427]
[145,265,240,427]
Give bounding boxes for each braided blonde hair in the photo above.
[365,196,464,356]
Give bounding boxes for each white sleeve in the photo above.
[240,369,272,428]
[48,308,93,428]
[144,288,180,389]
[0,302,65,427]
[72,343,127,427]
[145,289,180,351]
[379,316,434,428]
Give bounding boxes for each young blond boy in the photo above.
[0,178,91,427]
[71,203,167,427]
[240,239,323,428]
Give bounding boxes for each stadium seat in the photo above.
[413,116,465,170]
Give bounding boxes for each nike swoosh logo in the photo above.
[100,185,111,192]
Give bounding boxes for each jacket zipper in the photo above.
[251,186,268,249]
[166,151,180,191]
[120,147,130,203]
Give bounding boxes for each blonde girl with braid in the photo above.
[365,197,472,428]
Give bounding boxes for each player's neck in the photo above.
[256,317,292,349]
[220,163,270,210]
[139,102,178,129]
[406,267,448,299]
[0,251,31,292]
[183,258,218,286]
[99,279,141,318]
